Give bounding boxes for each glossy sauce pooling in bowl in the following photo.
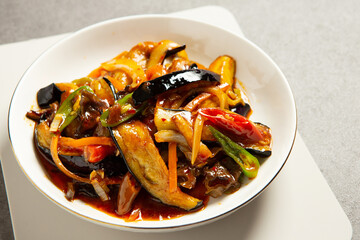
[26,40,272,221]
[35,139,209,221]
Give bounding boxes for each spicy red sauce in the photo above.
[35,139,208,221]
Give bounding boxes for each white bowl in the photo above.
[8,15,296,232]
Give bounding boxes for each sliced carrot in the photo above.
[59,136,114,148]
[50,134,90,183]
[168,142,178,193]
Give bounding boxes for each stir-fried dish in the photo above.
[26,40,272,221]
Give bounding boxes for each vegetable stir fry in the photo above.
[26,40,272,220]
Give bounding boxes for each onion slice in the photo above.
[91,180,109,201]
[90,170,110,201]
[65,182,75,201]
[50,134,90,183]
[191,114,205,165]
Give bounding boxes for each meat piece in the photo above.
[203,162,241,198]
[177,161,199,189]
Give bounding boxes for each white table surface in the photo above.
[0,3,358,239]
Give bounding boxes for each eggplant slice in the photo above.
[132,69,220,105]
[34,125,127,178]
[111,120,202,211]
[36,143,127,178]
[37,83,63,108]
[231,102,252,118]
[243,122,272,157]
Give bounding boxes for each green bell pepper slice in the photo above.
[50,86,94,132]
[209,126,260,178]
[100,92,146,127]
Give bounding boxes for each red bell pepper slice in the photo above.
[83,145,115,163]
[198,108,263,143]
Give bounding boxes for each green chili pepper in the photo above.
[209,126,260,178]
[50,86,94,132]
[116,92,133,105]
[100,92,146,127]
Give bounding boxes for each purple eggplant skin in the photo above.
[132,69,220,105]
[103,77,118,101]
[245,122,272,158]
[231,102,251,117]
[163,45,186,61]
[245,148,271,158]
[37,83,63,108]
[34,128,127,178]
[189,63,198,69]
